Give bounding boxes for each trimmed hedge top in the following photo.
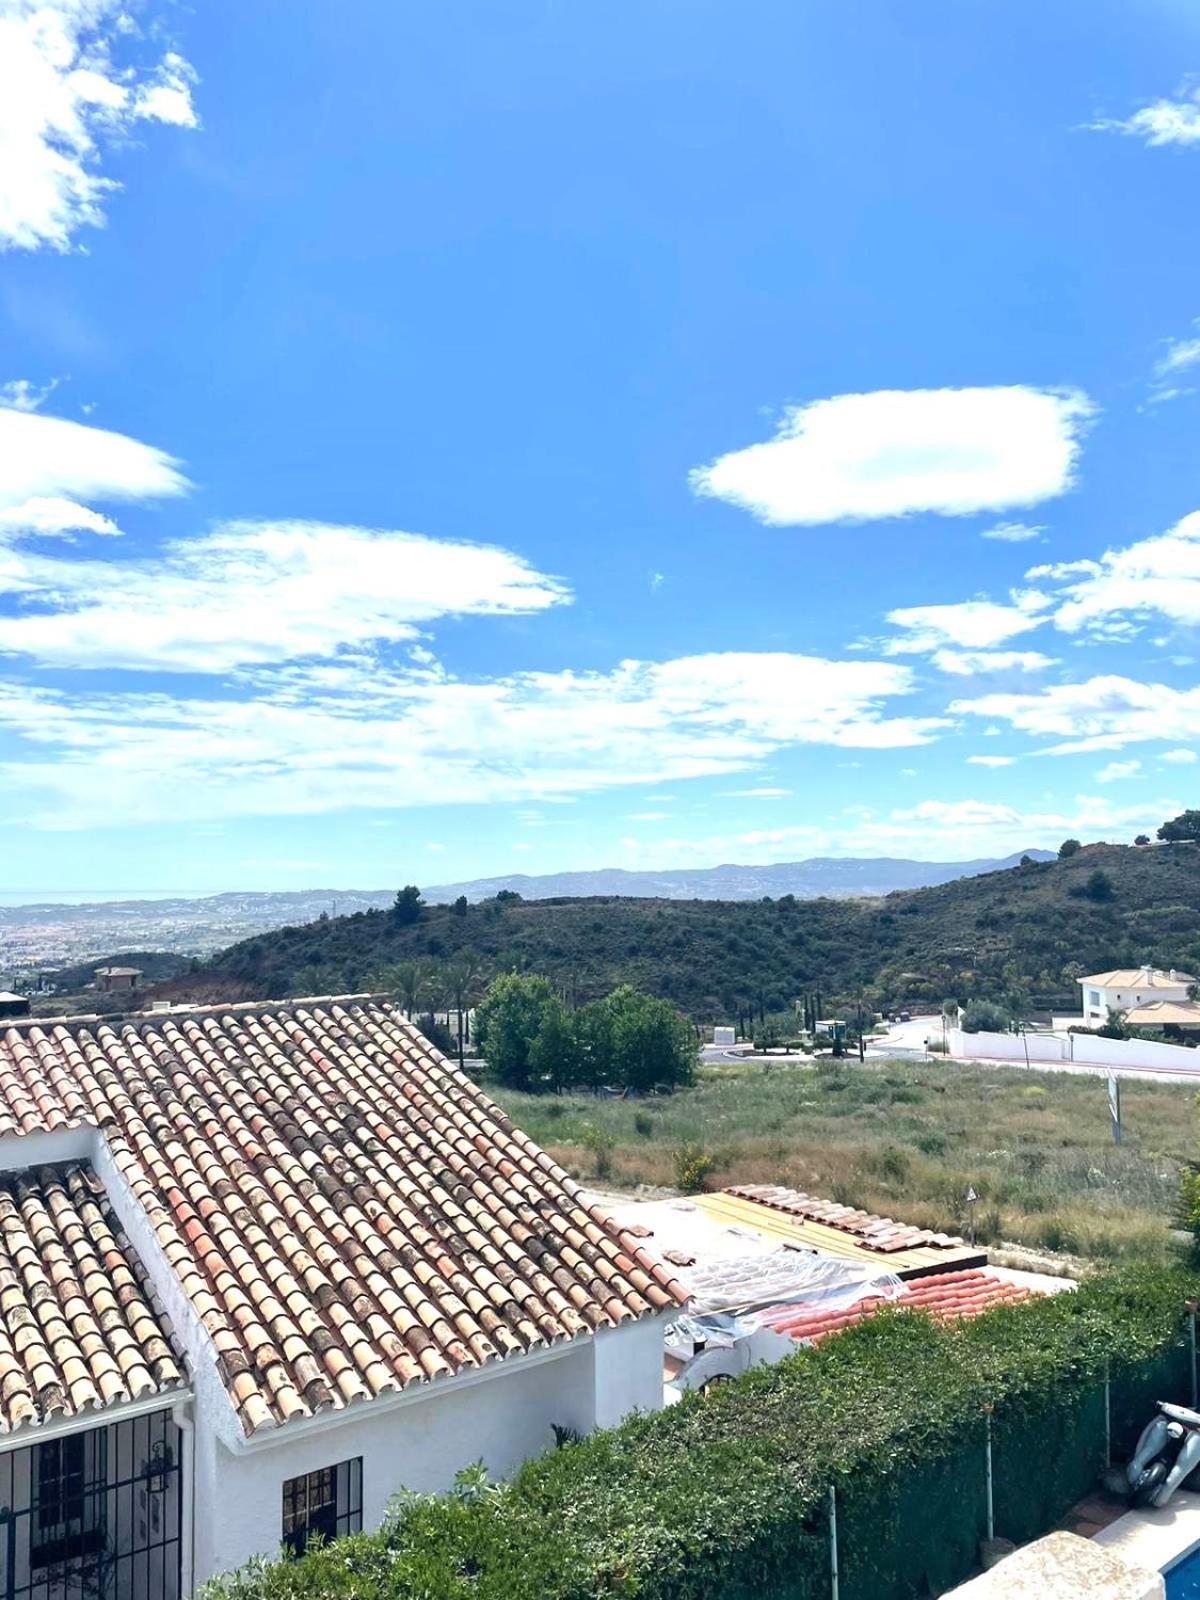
[201,1266,1199,1600]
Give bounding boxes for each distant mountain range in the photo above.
[423,852,1055,903]
[0,852,1053,976]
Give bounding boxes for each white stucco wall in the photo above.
[949,1027,1200,1072]
[195,1313,670,1587]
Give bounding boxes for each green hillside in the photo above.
[151,841,1200,1018]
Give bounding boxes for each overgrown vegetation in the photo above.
[500,1057,1193,1260]
[152,841,1200,1019]
[474,974,695,1093]
[200,1265,1199,1600]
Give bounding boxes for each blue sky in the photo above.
[2,0,1200,897]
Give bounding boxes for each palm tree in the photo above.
[444,955,485,1067]
[384,959,430,1020]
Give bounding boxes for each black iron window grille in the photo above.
[281,1459,362,1555]
[0,1409,182,1600]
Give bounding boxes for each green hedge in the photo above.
[202,1267,1200,1600]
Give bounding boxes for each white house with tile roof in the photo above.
[0,997,684,1596]
[1078,966,1196,1027]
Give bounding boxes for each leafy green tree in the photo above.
[960,999,1011,1034]
[1158,811,1200,843]
[452,895,469,916]
[528,999,585,1093]
[392,885,424,925]
[1058,838,1082,859]
[1082,868,1114,903]
[1134,834,1150,846]
[580,985,695,1092]
[474,973,559,1090]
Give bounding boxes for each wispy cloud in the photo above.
[951,675,1200,755]
[689,386,1093,526]
[0,403,187,537]
[1148,320,1200,403]
[0,1,198,253]
[1096,759,1142,783]
[1162,748,1198,765]
[966,754,1014,767]
[980,521,1044,542]
[0,378,58,413]
[721,785,792,798]
[0,650,946,828]
[931,649,1056,676]
[885,592,1051,653]
[1089,85,1200,148]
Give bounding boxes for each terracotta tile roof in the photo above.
[0,1000,685,1436]
[727,1185,966,1253]
[759,1269,1038,1343]
[1080,968,1196,990]
[1123,1000,1200,1027]
[0,1162,184,1433]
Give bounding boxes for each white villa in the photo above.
[1078,966,1197,1027]
[0,997,683,1596]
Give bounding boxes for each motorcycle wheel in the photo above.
[1131,1460,1169,1507]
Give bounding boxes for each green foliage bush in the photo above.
[475,975,695,1094]
[202,1267,1200,1600]
[672,1141,716,1193]
[960,999,1011,1034]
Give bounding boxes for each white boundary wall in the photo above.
[948,1027,1200,1072]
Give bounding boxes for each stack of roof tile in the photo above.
[0,1001,685,1435]
[728,1184,965,1253]
[0,1162,184,1432]
[759,1269,1036,1344]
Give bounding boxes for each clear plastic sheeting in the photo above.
[677,1248,905,1318]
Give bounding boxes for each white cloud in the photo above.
[0,404,187,518]
[0,377,57,413]
[952,675,1200,754]
[1090,87,1200,147]
[1156,323,1200,378]
[0,0,198,252]
[624,811,670,822]
[1162,748,1198,765]
[980,521,1044,542]
[886,592,1051,653]
[966,754,1014,767]
[620,794,1170,869]
[689,386,1093,526]
[0,650,944,827]
[931,648,1056,676]
[1037,511,1200,637]
[909,511,1200,659]
[0,495,118,537]
[0,516,571,670]
[1096,759,1142,783]
[722,785,792,798]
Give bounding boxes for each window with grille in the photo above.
[281,1459,362,1554]
[31,1431,106,1569]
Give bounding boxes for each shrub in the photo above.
[961,999,1011,1034]
[673,1141,716,1193]
[201,1267,1200,1600]
[633,1110,654,1138]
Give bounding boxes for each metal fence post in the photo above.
[829,1483,839,1600]
[1190,1307,1198,1410]
[983,1404,995,1542]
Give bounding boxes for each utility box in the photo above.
[712,1026,736,1047]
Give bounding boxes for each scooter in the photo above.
[1124,1401,1200,1508]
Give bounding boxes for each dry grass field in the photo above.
[495,1057,1200,1263]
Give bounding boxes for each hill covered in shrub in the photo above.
[151,842,1200,1019]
